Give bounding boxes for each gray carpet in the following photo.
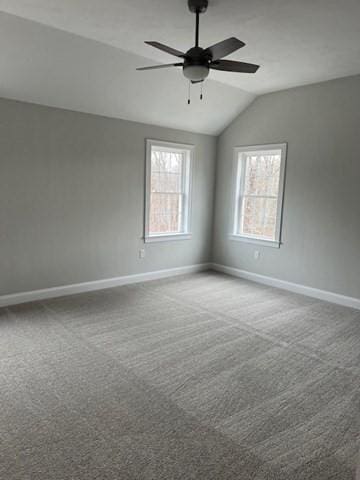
[1,271,359,479]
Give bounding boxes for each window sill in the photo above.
[145,233,192,243]
[229,234,281,249]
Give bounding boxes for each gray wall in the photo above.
[3,74,360,299]
[213,75,360,299]
[0,98,216,295]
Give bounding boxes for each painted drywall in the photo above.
[0,98,216,295]
[213,74,360,299]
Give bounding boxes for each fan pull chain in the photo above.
[187,81,191,105]
[200,82,203,100]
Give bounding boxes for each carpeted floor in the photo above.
[1,271,359,479]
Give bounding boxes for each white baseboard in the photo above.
[3,262,359,311]
[0,263,211,308]
[211,263,360,310]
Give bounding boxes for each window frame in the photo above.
[230,143,287,248]
[144,139,194,243]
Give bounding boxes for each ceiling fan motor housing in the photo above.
[183,46,211,82]
[188,0,208,14]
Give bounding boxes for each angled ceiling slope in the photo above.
[0,11,254,135]
[1,0,360,94]
[1,1,360,133]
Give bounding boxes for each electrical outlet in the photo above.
[139,248,145,259]
[254,250,260,260]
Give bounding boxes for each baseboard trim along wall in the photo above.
[0,263,211,308]
[2,261,359,311]
[212,263,360,310]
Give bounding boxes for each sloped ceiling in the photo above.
[0,12,254,135]
[1,0,360,133]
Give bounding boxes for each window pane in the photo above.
[147,144,191,237]
[150,151,184,193]
[244,153,281,196]
[149,149,185,234]
[240,196,278,240]
[151,171,182,193]
[149,193,182,234]
[151,150,183,175]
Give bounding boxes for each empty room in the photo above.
[1,1,359,478]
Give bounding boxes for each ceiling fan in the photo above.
[137,0,259,89]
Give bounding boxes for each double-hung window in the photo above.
[231,143,287,247]
[145,140,193,242]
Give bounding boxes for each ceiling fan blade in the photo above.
[145,41,185,58]
[210,59,260,73]
[204,37,245,61]
[137,63,183,71]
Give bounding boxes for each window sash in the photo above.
[232,144,287,246]
[238,195,278,241]
[145,140,193,240]
[149,192,184,235]
[150,150,186,235]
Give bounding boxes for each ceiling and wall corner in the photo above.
[1,1,360,134]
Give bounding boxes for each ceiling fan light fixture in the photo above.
[183,64,209,82]
[137,0,260,99]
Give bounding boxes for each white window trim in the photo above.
[144,139,194,243]
[230,143,287,248]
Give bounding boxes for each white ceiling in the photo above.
[1,1,360,133]
[0,12,254,135]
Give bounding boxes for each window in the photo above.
[231,144,287,247]
[145,140,193,242]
